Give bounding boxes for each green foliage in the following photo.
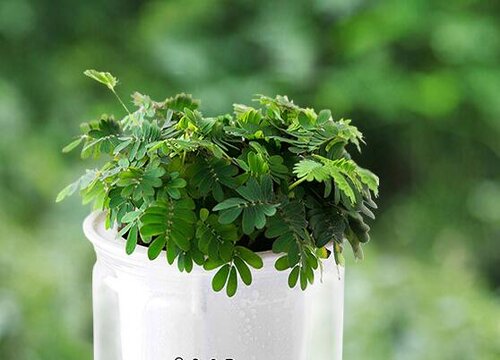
[196,208,238,262]
[59,70,379,295]
[140,198,196,258]
[293,156,379,205]
[213,176,279,235]
[190,157,238,201]
[265,200,308,264]
[210,246,263,297]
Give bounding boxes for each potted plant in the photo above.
[58,70,379,360]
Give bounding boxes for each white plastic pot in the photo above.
[84,212,345,360]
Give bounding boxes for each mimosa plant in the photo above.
[58,70,379,296]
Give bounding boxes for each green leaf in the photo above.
[275,256,290,271]
[265,201,307,253]
[199,208,209,221]
[212,264,230,292]
[306,251,319,270]
[218,207,242,224]
[140,199,196,259]
[247,151,269,176]
[294,155,378,206]
[213,176,278,234]
[213,198,247,211]
[164,93,200,112]
[140,223,165,237]
[121,210,142,224]
[219,241,235,262]
[84,69,118,90]
[298,111,315,130]
[125,225,138,255]
[346,226,364,260]
[191,248,205,266]
[183,254,194,273]
[268,155,289,180]
[300,268,307,290]
[163,172,187,200]
[235,246,263,269]
[316,109,331,124]
[287,241,300,267]
[235,177,262,200]
[56,181,79,202]
[166,239,179,265]
[348,214,371,243]
[225,105,271,140]
[358,168,380,197]
[190,157,238,201]
[62,137,83,153]
[177,253,186,272]
[242,206,257,234]
[234,257,252,286]
[56,170,99,203]
[306,196,346,247]
[288,266,300,288]
[305,264,315,285]
[330,167,356,204]
[204,258,225,271]
[226,267,238,297]
[293,159,329,182]
[82,116,122,157]
[196,213,238,262]
[148,236,166,260]
[171,231,190,251]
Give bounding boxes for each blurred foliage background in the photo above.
[0,0,499,359]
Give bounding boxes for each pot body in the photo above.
[84,212,344,360]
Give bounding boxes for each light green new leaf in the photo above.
[293,156,379,206]
[293,159,329,182]
[56,181,79,202]
[84,69,118,90]
[330,167,356,204]
[316,109,331,124]
[62,137,83,153]
[358,168,380,197]
[56,170,99,202]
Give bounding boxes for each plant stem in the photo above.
[288,177,306,191]
[112,89,141,127]
[111,89,131,115]
[182,151,187,166]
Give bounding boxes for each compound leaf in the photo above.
[84,69,118,90]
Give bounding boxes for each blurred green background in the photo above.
[0,0,499,359]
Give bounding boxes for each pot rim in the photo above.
[84,211,292,274]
